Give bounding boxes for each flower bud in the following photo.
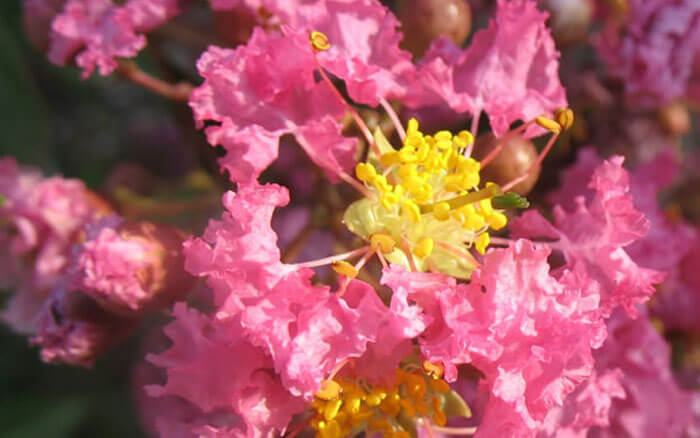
[71,217,195,316]
[398,0,472,58]
[473,133,540,195]
[658,101,690,137]
[213,7,260,48]
[32,287,137,367]
[538,0,593,47]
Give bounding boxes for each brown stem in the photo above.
[116,60,194,102]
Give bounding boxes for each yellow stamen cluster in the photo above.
[344,119,509,278]
[311,366,452,438]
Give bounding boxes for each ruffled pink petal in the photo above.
[407,0,567,137]
[189,28,356,183]
[146,303,304,436]
[512,155,665,317]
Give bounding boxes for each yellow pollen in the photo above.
[332,260,359,278]
[316,380,342,400]
[310,31,330,51]
[344,117,518,279]
[370,233,396,254]
[555,107,575,130]
[310,366,460,438]
[475,232,490,255]
[414,237,434,258]
[423,360,444,378]
[535,116,562,133]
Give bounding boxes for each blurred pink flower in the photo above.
[71,216,194,316]
[48,0,178,78]
[596,0,700,106]
[0,158,108,333]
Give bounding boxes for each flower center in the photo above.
[311,362,459,438]
[343,118,512,279]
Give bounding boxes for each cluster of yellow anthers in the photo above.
[343,119,508,279]
[311,362,466,438]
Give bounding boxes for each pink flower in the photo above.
[189,29,357,184]
[406,0,567,137]
[146,303,305,437]
[385,241,606,436]
[588,309,695,437]
[183,183,291,317]
[71,217,194,316]
[595,0,700,106]
[184,183,396,398]
[0,158,108,333]
[293,0,415,107]
[539,369,626,437]
[31,285,137,367]
[512,155,665,317]
[48,0,178,78]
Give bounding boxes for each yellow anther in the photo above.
[433,202,451,221]
[310,31,330,51]
[397,163,418,179]
[435,139,452,150]
[475,232,490,255]
[434,130,452,141]
[332,260,359,278]
[380,151,401,167]
[406,118,419,136]
[355,162,377,183]
[324,399,343,421]
[432,399,447,426]
[423,360,444,378]
[380,192,399,210]
[372,174,391,193]
[414,237,434,258]
[457,130,474,145]
[344,396,362,415]
[488,212,508,230]
[370,233,396,254]
[555,107,574,130]
[319,419,342,438]
[535,116,562,134]
[430,378,451,394]
[316,380,342,400]
[401,200,422,223]
[463,210,486,231]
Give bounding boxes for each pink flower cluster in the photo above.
[0,158,193,366]
[9,0,700,436]
[596,0,700,106]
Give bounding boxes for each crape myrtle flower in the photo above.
[31,215,197,366]
[595,0,700,107]
[69,216,195,316]
[404,0,568,138]
[549,148,700,334]
[31,283,138,367]
[47,0,179,78]
[0,157,110,334]
[511,154,665,317]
